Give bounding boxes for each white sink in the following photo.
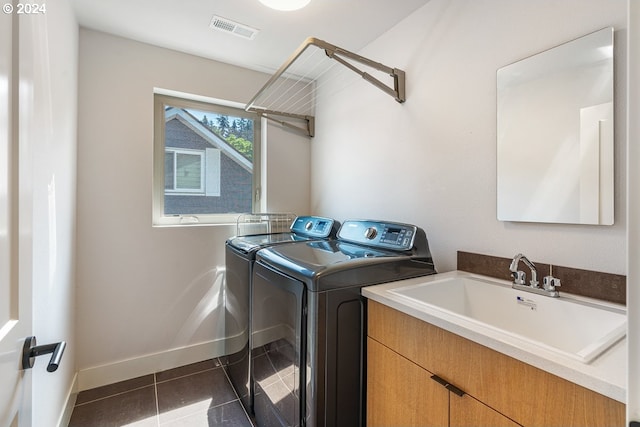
[388,274,626,363]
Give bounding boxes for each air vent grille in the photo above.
[210,15,259,40]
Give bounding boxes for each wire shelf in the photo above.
[235,213,297,236]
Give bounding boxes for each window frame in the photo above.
[153,92,261,226]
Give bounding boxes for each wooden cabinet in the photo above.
[449,390,521,427]
[366,300,625,427]
[368,337,519,427]
[368,337,448,426]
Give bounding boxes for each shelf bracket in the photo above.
[254,109,315,138]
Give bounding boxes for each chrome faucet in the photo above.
[509,253,560,297]
[509,253,538,287]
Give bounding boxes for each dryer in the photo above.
[250,219,437,427]
[224,215,338,413]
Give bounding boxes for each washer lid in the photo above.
[255,239,434,291]
[260,240,400,269]
[227,232,310,253]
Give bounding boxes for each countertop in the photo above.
[362,270,626,403]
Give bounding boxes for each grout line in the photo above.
[72,358,255,426]
[219,357,255,425]
[74,361,217,407]
[218,357,249,412]
[160,401,234,426]
[73,384,155,407]
[153,372,160,427]
[220,358,241,401]
[155,365,219,385]
[264,345,296,394]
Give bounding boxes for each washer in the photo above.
[224,215,338,414]
[250,219,437,427]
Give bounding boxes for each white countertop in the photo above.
[362,270,626,403]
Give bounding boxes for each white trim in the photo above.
[152,215,241,227]
[76,335,244,392]
[56,374,78,427]
[153,87,247,110]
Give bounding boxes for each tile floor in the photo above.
[68,358,254,427]
[251,340,299,427]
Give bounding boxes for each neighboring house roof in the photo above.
[165,108,253,173]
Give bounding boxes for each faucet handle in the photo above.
[511,270,526,285]
[543,276,561,291]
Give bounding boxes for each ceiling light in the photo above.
[258,0,311,11]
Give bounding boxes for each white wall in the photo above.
[260,122,311,214]
[76,29,309,390]
[19,0,79,425]
[74,0,630,404]
[311,0,627,275]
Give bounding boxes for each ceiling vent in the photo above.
[209,15,260,40]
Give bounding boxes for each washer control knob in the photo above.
[305,221,313,231]
[364,227,378,240]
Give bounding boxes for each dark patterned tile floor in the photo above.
[69,359,254,427]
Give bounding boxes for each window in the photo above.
[153,92,261,225]
[165,149,205,193]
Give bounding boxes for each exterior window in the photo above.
[153,93,261,225]
[165,150,204,193]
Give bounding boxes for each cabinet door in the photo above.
[367,337,448,427]
[451,393,521,427]
[368,300,625,427]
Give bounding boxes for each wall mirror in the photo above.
[497,27,614,225]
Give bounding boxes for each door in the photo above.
[367,338,449,427]
[629,2,640,424]
[450,394,521,427]
[0,5,34,426]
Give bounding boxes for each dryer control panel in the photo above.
[338,220,417,251]
[290,216,336,238]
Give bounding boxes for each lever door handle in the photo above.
[22,336,66,372]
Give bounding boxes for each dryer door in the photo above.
[251,262,306,427]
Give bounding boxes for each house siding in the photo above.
[164,117,252,214]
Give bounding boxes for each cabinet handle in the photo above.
[430,374,466,397]
[445,382,465,397]
[430,374,448,387]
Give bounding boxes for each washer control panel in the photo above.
[290,216,336,238]
[338,220,417,251]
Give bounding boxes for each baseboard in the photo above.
[77,336,242,392]
[57,373,78,427]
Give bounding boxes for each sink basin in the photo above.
[388,275,626,363]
